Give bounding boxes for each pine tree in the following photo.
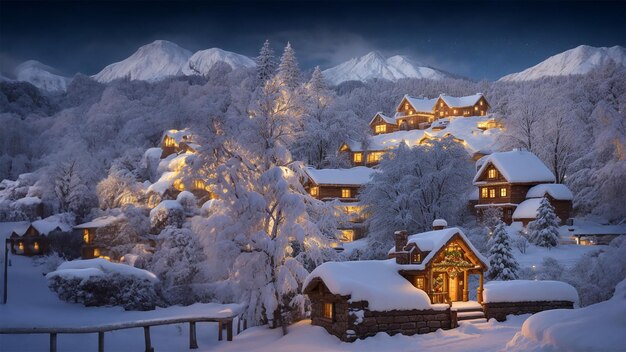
[255,40,277,84]
[529,197,560,248]
[276,42,300,88]
[308,66,327,94]
[487,220,519,280]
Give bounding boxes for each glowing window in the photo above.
[453,109,458,114]
[323,303,334,319]
[93,248,101,257]
[340,144,349,152]
[409,110,414,115]
[83,229,90,244]
[489,188,496,198]
[375,125,387,133]
[488,169,497,179]
[310,186,319,197]
[439,111,444,117]
[193,179,205,190]
[481,187,488,198]
[18,242,24,252]
[341,189,351,198]
[34,242,40,252]
[174,179,185,191]
[340,229,355,242]
[415,277,425,290]
[481,110,485,116]
[411,252,421,263]
[367,152,384,163]
[353,153,362,163]
[480,101,484,106]
[500,188,507,197]
[404,103,409,110]
[440,102,444,107]
[474,106,478,111]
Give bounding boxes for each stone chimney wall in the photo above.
[394,230,409,264]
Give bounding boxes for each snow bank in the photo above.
[526,183,573,201]
[474,150,555,184]
[15,196,42,206]
[512,198,542,220]
[506,278,626,351]
[47,258,159,283]
[305,166,377,186]
[304,259,442,311]
[484,280,579,304]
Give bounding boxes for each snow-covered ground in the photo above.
[512,243,605,269]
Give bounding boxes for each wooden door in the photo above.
[449,275,459,301]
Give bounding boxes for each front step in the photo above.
[457,310,485,320]
[460,317,488,324]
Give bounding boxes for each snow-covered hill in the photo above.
[93,40,193,83]
[499,45,626,82]
[14,60,69,92]
[322,51,449,85]
[182,48,255,76]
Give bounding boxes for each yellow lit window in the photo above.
[34,242,40,252]
[500,188,507,197]
[340,229,355,242]
[18,242,24,252]
[415,277,425,290]
[83,229,90,244]
[439,111,444,117]
[409,110,414,115]
[174,179,185,191]
[488,169,497,179]
[93,248,101,257]
[310,186,319,197]
[411,252,421,263]
[323,302,334,319]
[474,106,478,111]
[375,125,387,133]
[440,102,444,107]
[341,189,351,198]
[164,136,176,147]
[339,144,349,152]
[367,152,384,163]
[193,179,205,190]
[481,110,485,116]
[480,100,484,106]
[481,187,488,198]
[489,188,496,198]
[453,109,458,114]
[404,103,409,110]
[353,153,362,163]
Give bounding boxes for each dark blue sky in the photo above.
[1,0,624,80]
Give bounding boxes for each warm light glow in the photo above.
[341,189,351,198]
[323,303,333,319]
[488,169,497,179]
[489,188,496,198]
[367,151,384,163]
[339,144,349,152]
[480,101,484,106]
[481,187,488,198]
[439,111,444,117]
[18,242,24,252]
[375,125,387,133]
[310,186,319,197]
[453,109,458,114]
[34,242,40,252]
[474,106,478,111]
[339,229,355,242]
[500,188,507,197]
[193,179,205,190]
[415,277,425,289]
[353,153,362,163]
[163,136,176,147]
[174,179,185,191]
[83,229,89,244]
[94,248,101,257]
[409,110,414,115]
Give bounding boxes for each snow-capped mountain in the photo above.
[322,51,449,85]
[499,45,626,82]
[93,40,193,83]
[14,60,69,92]
[182,48,255,76]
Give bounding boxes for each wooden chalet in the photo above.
[473,150,572,225]
[74,215,124,260]
[339,142,386,167]
[303,167,377,242]
[160,129,194,158]
[369,112,398,135]
[9,219,71,256]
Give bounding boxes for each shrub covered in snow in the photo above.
[46,259,161,310]
[150,200,184,231]
[176,191,197,216]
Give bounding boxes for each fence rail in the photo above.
[0,315,245,352]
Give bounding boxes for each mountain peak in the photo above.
[182,48,255,76]
[15,60,69,92]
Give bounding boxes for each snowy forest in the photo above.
[1,40,626,328]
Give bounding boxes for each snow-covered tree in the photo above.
[256,40,277,85]
[487,220,519,280]
[528,197,560,248]
[53,160,96,220]
[276,42,300,89]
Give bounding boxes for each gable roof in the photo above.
[473,150,556,184]
[161,129,192,144]
[526,184,573,201]
[439,93,484,108]
[74,215,125,229]
[303,259,445,311]
[397,95,438,113]
[368,112,396,125]
[389,227,488,270]
[304,166,377,186]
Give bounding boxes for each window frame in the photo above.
[488,168,497,179]
[481,187,488,198]
[323,302,334,321]
[489,188,496,198]
[500,187,507,197]
[341,188,351,198]
[353,152,362,163]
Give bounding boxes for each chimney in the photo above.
[432,219,448,231]
[394,230,408,252]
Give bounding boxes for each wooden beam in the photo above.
[218,321,223,341]
[143,326,152,352]
[226,319,233,341]
[189,322,198,349]
[463,270,469,302]
[478,272,484,304]
[49,332,57,352]
[98,331,104,352]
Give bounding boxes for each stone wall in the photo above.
[483,301,574,322]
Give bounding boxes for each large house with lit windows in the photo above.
[9,218,71,256]
[473,149,572,225]
[303,166,377,242]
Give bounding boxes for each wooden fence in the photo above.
[0,314,245,352]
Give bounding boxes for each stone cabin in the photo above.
[303,166,377,242]
[473,149,572,225]
[304,221,488,341]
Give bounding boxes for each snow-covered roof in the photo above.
[401,95,439,113]
[150,200,183,218]
[304,166,377,186]
[368,112,395,125]
[12,216,74,236]
[14,196,42,207]
[303,259,446,311]
[162,129,192,144]
[484,280,579,304]
[74,215,124,229]
[46,258,159,283]
[147,171,178,195]
[389,227,488,270]
[433,219,448,227]
[512,198,543,220]
[439,93,484,108]
[558,219,626,237]
[526,184,573,201]
[473,150,556,184]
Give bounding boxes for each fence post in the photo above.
[189,321,198,349]
[143,326,152,352]
[49,332,57,352]
[226,319,233,341]
[98,331,104,352]
[218,321,223,341]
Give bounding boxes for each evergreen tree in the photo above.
[276,42,300,88]
[255,40,277,84]
[529,197,560,248]
[487,220,519,280]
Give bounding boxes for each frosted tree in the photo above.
[487,220,519,280]
[528,197,560,248]
[149,226,206,304]
[53,160,96,220]
[255,40,277,84]
[276,42,301,89]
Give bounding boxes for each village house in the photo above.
[303,220,488,341]
[473,149,573,225]
[303,166,377,242]
[160,129,194,158]
[9,219,71,256]
[74,215,125,260]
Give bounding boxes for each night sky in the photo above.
[1,0,624,80]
